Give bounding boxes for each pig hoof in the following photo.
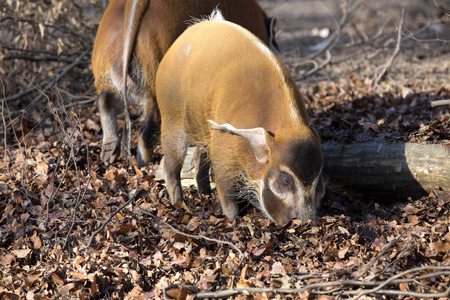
[102,140,121,165]
[137,150,145,169]
[197,185,212,196]
[136,145,153,169]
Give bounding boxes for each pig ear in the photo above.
[267,17,279,52]
[208,120,270,163]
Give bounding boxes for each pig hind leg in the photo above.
[194,147,212,195]
[98,91,122,165]
[137,97,161,168]
[162,127,188,204]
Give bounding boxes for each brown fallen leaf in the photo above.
[59,283,78,296]
[271,261,286,275]
[0,292,20,300]
[12,249,32,259]
[30,232,42,249]
[68,271,87,281]
[165,286,188,300]
[240,264,248,281]
[0,254,15,266]
[116,220,133,236]
[90,274,97,296]
[236,280,250,288]
[34,160,48,175]
[51,272,65,286]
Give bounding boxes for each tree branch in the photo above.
[8,48,91,123]
[306,0,364,60]
[133,199,245,265]
[85,194,135,249]
[195,266,450,299]
[373,9,405,89]
[431,99,450,107]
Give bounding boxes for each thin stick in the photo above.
[134,199,245,264]
[356,229,408,280]
[1,78,7,164]
[351,266,450,299]
[85,197,134,248]
[347,287,450,298]
[195,266,450,299]
[8,48,91,123]
[431,99,450,107]
[3,53,74,63]
[62,108,93,249]
[3,87,36,102]
[373,9,405,89]
[306,0,364,60]
[298,50,331,79]
[1,100,6,163]
[44,137,71,229]
[433,0,450,16]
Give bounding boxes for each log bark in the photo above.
[322,140,450,199]
[156,141,450,199]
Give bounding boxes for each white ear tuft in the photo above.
[208,120,270,163]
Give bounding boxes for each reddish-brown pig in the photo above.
[156,10,324,225]
[91,0,277,167]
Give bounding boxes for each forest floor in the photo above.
[0,0,449,299]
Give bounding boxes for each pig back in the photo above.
[135,0,274,97]
[156,19,288,147]
[93,0,274,98]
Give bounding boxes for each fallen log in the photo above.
[322,140,450,199]
[156,141,450,199]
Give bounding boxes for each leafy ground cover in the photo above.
[1,0,449,299]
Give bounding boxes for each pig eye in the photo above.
[279,172,293,187]
[272,171,294,195]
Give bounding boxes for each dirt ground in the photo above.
[0,0,449,299]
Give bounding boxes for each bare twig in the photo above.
[1,100,6,163]
[57,88,96,103]
[63,98,96,108]
[306,0,364,60]
[62,109,92,249]
[44,136,72,230]
[356,229,409,280]
[1,78,7,163]
[433,0,450,16]
[133,199,245,265]
[63,175,91,249]
[372,9,405,89]
[347,286,450,298]
[377,244,415,278]
[86,196,134,248]
[431,99,450,107]
[3,53,74,63]
[3,87,36,103]
[7,48,91,124]
[196,266,450,299]
[0,44,59,56]
[349,266,450,299]
[298,50,331,79]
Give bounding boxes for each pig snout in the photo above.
[260,166,325,226]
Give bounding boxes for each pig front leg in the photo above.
[161,127,188,204]
[209,149,239,221]
[213,168,239,222]
[98,91,122,165]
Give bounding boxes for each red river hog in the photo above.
[91,0,277,167]
[156,10,324,225]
